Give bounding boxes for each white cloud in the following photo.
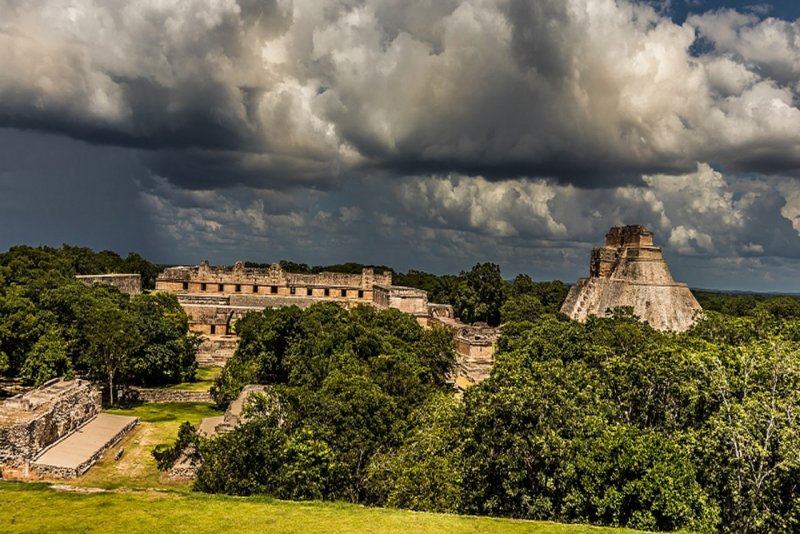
[778,181,800,234]
[668,225,715,254]
[0,0,798,191]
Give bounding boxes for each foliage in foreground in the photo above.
[0,245,198,398]
[199,303,455,502]
[189,296,800,533]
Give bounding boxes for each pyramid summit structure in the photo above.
[560,225,702,331]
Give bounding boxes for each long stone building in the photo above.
[560,225,702,331]
[156,261,498,385]
[155,261,439,335]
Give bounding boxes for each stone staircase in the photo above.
[573,278,597,320]
[196,335,239,367]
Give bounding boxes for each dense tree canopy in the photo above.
[9,244,800,532]
[0,245,197,399]
[394,264,568,327]
[197,303,456,501]
[187,292,800,533]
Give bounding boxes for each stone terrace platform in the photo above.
[33,413,138,478]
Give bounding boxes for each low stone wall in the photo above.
[76,274,142,295]
[33,417,139,479]
[0,379,101,467]
[120,387,212,404]
[196,335,239,367]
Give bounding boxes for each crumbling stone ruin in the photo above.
[372,285,432,324]
[157,261,393,336]
[170,385,274,480]
[560,225,702,331]
[197,385,272,438]
[76,273,142,295]
[0,379,100,470]
[430,316,500,388]
[155,260,497,386]
[453,324,499,389]
[0,379,138,479]
[156,261,454,364]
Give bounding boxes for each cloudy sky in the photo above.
[1,0,800,291]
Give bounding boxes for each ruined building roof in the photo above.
[560,225,702,331]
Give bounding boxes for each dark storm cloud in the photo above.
[1,0,799,190]
[0,127,163,258]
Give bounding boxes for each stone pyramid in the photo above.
[560,225,702,331]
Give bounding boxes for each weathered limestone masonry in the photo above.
[431,316,500,388]
[156,261,392,336]
[0,379,99,478]
[453,324,499,389]
[33,414,139,479]
[561,225,703,331]
[372,285,431,325]
[119,387,212,404]
[157,261,460,365]
[156,260,500,386]
[76,273,142,295]
[197,385,271,438]
[196,335,239,367]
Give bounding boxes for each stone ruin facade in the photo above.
[154,260,498,387]
[156,261,393,336]
[0,379,138,480]
[453,324,499,389]
[430,316,500,389]
[560,225,702,331]
[76,273,142,295]
[372,285,432,325]
[0,379,101,476]
[156,261,458,364]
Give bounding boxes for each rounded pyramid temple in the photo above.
[560,225,702,331]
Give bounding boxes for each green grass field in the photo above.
[72,402,221,491]
[165,367,222,391]
[0,482,645,534]
[3,402,652,533]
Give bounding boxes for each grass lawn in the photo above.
[0,482,647,534]
[6,401,655,533]
[165,366,222,391]
[70,402,221,491]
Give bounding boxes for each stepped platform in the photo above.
[561,225,702,331]
[196,335,239,367]
[32,413,138,478]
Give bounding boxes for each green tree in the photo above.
[561,426,719,532]
[698,336,800,533]
[19,326,72,386]
[83,299,142,405]
[366,393,464,512]
[152,421,199,471]
[127,292,198,385]
[508,275,568,313]
[0,286,51,374]
[195,418,291,496]
[454,263,506,326]
[500,293,545,323]
[279,429,338,501]
[414,324,456,387]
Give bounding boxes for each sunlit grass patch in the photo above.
[0,482,649,534]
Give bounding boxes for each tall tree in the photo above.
[83,299,141,404]
[456,262,506,326]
